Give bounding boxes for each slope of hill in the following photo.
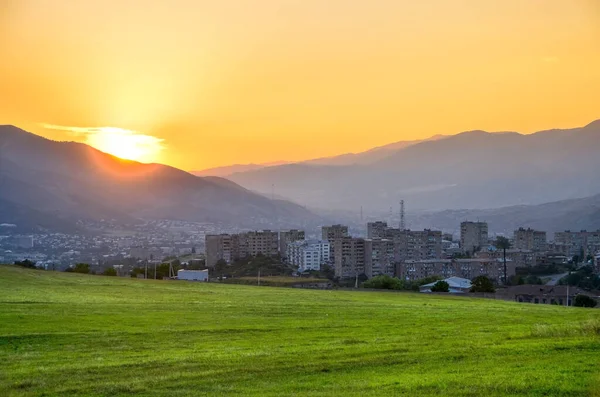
[409,194,600,235]
[0,125,322,231]
[1,265,599,396]
[228,120,600,211]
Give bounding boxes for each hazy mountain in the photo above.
[192,135,447,177]
[191,161,290,177]
[0,126,322,232]
[227,120,600,211]
[409,194,600,236]
[303,134,448,166]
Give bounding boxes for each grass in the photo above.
[1,265,599,396]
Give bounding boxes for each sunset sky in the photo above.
[1,0,599,170]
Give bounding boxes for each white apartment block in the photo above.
[287,240,330,273]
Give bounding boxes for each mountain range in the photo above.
[191,134,447,177]
[223,120,600,212]
[408,193,600,235]
[0,126,322,232]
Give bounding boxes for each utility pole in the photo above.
[154,262,157,280]
[145,261,148,279]
[258,268,261,286]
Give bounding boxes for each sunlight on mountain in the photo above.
[41,124,163,163]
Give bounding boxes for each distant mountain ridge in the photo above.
[409,194,600,235]
[191,134,448,177]
[0,125,322,232]
[226,119,600,211]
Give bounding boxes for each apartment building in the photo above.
[279,229,305,258]
[333,237,365,279]
[513,228,547,252]
[364,238,395,278]
[460,221,489,254]
[287,240,330,273]
[367,221,388,239]
[245,230,279,257]
[205,234,233,268]
[475,248,537,268]
[322,225,349,263]
[396,258,516,284]
[205,230,279,267]
[394,229,443,262]
[554,230,600,257]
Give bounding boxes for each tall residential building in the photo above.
[322,225,349,263]
[279,229,305,258]
[287,240,330,273]
[365,238,395,278]
[334,237,365,279]
[367,221,388,239]
[322,224,349,241]
[205,234,233,267]
[554,230,600,257]
[245,230,279,257]
[205,230,279,267]
[513,228,547,252]
[394,229,443,262]
[460,221,489,254]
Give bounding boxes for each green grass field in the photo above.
[1,265,599,396]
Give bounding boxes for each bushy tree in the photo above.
[470,276,495,292]
[363,275,403,290]
[574,295,597,308]
[431,280,450,292]
[14,259,37,269]
[73,263,90,274]
[103,267,117,276]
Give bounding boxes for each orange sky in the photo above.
[1,0,599,170]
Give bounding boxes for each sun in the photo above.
[84,127,163,163]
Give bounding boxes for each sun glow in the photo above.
[41,124,163,163]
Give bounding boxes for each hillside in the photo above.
[228,120,600,211]
[1,265,599,396]
[0,125,322,231]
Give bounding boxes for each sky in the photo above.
[1,0,599,170]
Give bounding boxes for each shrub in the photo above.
[73,263,90,274]
[574,295,597,308]
[431,280,449,293]
[470,276,495,293]
[363,275,403,290]
[103,267,117,277]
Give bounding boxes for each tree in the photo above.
[363,275,403,290]
[103,267,117,276]
[431,280,450,293]
[470,276,495,293]
[495,236,511,285]
[574,295,597,308]
[73,263,90,274]
[14,259,37,269]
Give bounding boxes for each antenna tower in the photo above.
[400,200,406,230]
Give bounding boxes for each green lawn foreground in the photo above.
[0,265,599,397]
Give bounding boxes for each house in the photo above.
[420,277,472,293]
[177,269,209,281]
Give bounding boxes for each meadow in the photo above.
[1,265,599,396]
